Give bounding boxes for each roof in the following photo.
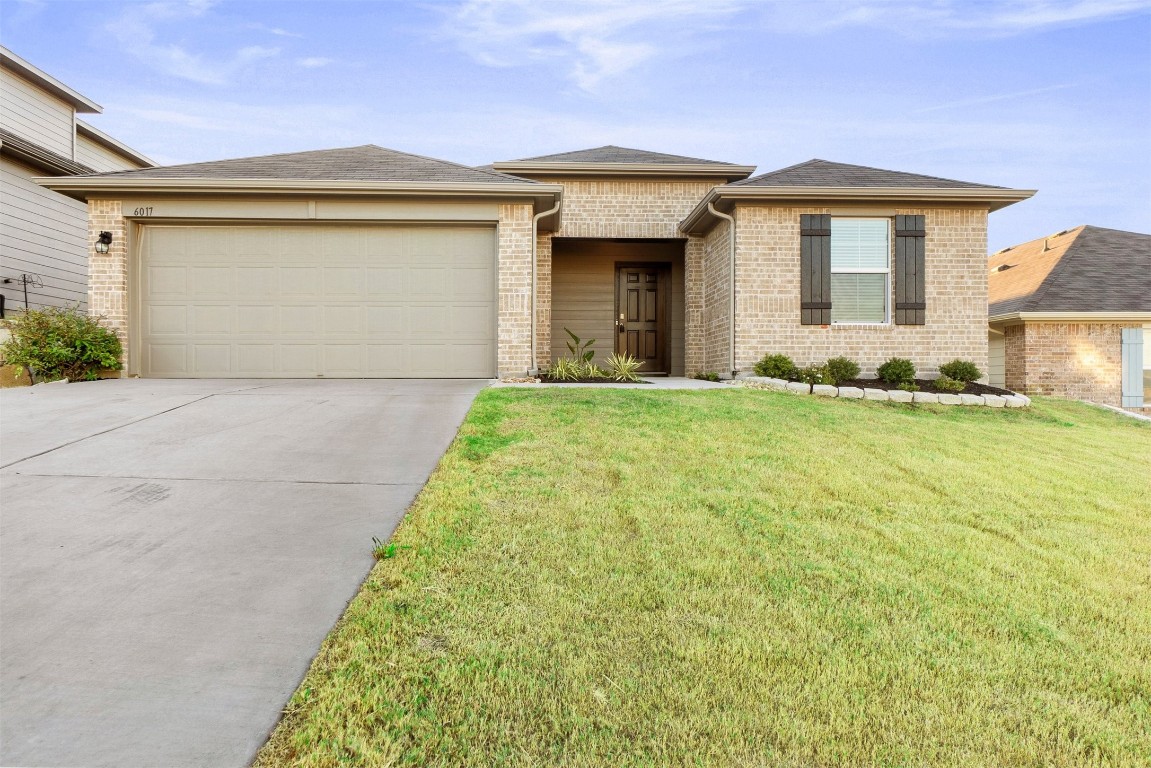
[731,159,1004,189]
[0,46,102,113]
[0,129,94,176]
[988,225,1151,317]
[509,145,740,166]
[680,159,1035,234]
[491,145,755,181]
[78,144,534,184]
[75,120,156,168]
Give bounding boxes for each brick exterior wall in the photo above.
[1005,321,1127,405]
[730,205,989,377]
[88,199,129,373]
[532,177,727,371]
[497,203,534,376]
[702,220,732,374]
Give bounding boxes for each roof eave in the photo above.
[1,133,94,176]
[0,46,102,113]
[989,310,1151,324]
[490,161,755,181]
[680,186,1037,235]
[33,176,565,224]
[75,121,156,168]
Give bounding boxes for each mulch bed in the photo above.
[836,378,1015,396]
[536,376,650,384]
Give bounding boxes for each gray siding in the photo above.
[75,133,141,172]
[988,330,1005,387]
[550,239,685,375]
[1,158,87,311]
[0,71,74,158]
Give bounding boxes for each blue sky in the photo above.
[4,0,1149,250]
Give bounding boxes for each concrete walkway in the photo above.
[0,378,485,767]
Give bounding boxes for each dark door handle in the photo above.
[618,324,625,333]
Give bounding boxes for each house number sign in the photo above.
[132,207,154,216]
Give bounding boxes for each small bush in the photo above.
[896,381,920,392]
[877,357,916,385]
[548,358,581,381]
[1,306,122,382]
[604,353,643,383]
[939,359,982,383]
[934,375,967,393]
[825,356,861,385]
[754,353,797,380]
[796,364,833,386]
[693,372,721,382]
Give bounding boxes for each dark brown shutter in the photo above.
[894,215,926,325]
[800,214,831,325]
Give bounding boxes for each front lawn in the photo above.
[257,391,1151,767]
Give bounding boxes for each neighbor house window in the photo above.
[830,218,890,324]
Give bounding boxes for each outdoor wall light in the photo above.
[95,231,113,254]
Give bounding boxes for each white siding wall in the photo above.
[0,158,87,311]
[75,134,141,172]
[988,330,1005,387]
[0,71,74,158]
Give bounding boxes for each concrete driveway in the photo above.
[0,378,486,767]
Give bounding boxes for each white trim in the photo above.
[75,120,156,168]
[0,46,103,113]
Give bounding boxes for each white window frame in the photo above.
[830,217,891,325]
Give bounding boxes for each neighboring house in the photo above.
[39,144,1033,380]
[988,225,1151,410]
[0,46,153,315]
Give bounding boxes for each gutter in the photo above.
[989,311,1151,324]
[529,197,563,375]
[708,202,737,378]
[681,186,1037,234]
[34,176,565,203]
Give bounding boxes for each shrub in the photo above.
[754,353,797,380]
[564,328,595,364]
[548,358,581,381]
[1,306,122,382]
[603,353,642,383]
[693,372,721,382]
[796,364,833,386]
[939,359,982,383]
[824,356,861,385]
[896,381,920,392]
[934,375,967,393]
[876,357,916,386]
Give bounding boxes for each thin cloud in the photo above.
[249,22,303,38]
[914,83,1079,113]
[297,57,333,68]
[439,0,744,92]
[767,0,1151,37]
[106,1,281,85]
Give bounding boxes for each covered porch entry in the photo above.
[549,238,686,375]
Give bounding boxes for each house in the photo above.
[988,225,1150,410]
[38,144,1034,380]
[0,46,153,315]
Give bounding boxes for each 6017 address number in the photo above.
[133,207,154,216]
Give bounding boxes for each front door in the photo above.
[616,264,668,373]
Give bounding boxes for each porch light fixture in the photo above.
[95,231,113,254]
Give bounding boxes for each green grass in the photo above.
[256,391,1151,767]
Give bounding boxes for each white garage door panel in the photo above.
[140,225,495,378]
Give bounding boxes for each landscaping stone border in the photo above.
[738,377,1031,408]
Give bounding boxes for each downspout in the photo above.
[530,198,561,375]
[707,202,737,378]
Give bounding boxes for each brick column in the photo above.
[88,200,129,374]
[684,236,705,375]
[497,203,534,376]
[535,232,552,370]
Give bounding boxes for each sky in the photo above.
[3,0,1149,251]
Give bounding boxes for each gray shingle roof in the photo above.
[732,159,1005,189]
[989,225,1151,314]
[507,145,742,166]
[74,145,535,184]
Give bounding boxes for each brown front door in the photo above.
[616,264,668,373]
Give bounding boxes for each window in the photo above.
[830,218,889,324]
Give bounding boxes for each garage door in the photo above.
[139,224,495,378]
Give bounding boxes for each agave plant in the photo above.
[604,352,643,382]
[548,357,581,381]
